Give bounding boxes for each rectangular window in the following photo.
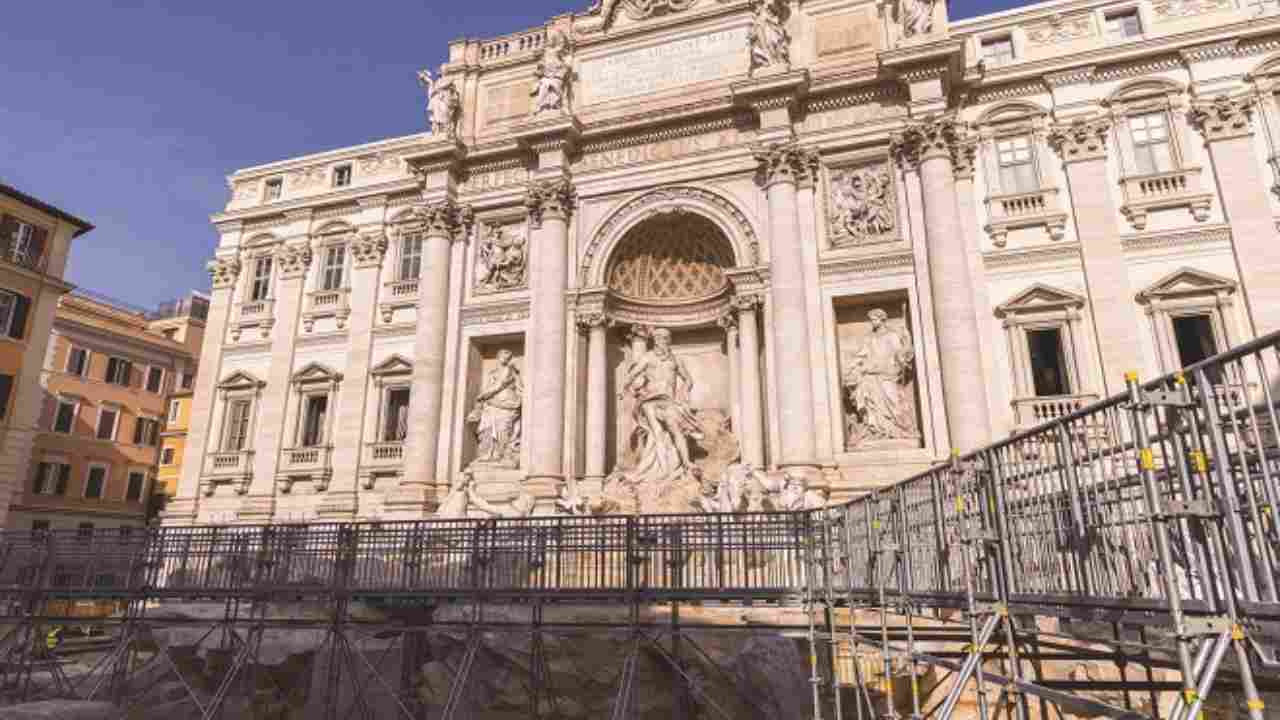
[132,418,159,446]
[250,257,273,302]
[1028,328,1071,397]
[181,372,194,390]
[53,399,76,433]
[105,357,133,386]
[300,395,329,447]
[1130,113,1174,175]
[224,399,252,451]
[145,367,164,393]
[96,407,118,441]
[400,236,423,281]
[1173,314,1219,367]
[333,164,352,188]
[84,466,106,499]
[11,223,36,265]
[169,400,181,422]
[995,136,1037,194]
[384,387,411,442]
[125,471,146,502]
[0,374,11,420]
[320,245,345,291]
[264,177,283,201]
[33,463,70,496]
[66,347,89,376]
[981,36,1015,66]
[1105,9,1142,40]
[161,447,176,465]
[0,290,29,339]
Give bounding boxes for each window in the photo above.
[1173,314,1218,367]
[84,466,107,499]
[995,136,1037,194]
[982,36,1015,66]
[161,447,176,465]
[384,387,410,442]
[0,374,10,420]
[1129,113,1173,175]
[264,177,283,201]
[181,372,194,390]
[224,399,252,451]
[77,522,94,540]
[299,395,329,447]
[1027,328,1071,397]
[162,328,176,339]
[0,290,29,339]
[1105,9,1142,40]
[32,462,70,496]
[52,398,77,433]
[400,236,423,281]
[11,222,42,266]
[169,400,181,422]
[132,417,159,446]
[95,407,119,441]
[145,367,165,393]
[250,256,273,302]
[66,347,88,376]
[333,164,352,188]
[31,520,49,534]
[320,245,345,291]
[105,357,132,387]
[125,471,146,502]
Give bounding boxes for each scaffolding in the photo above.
[0,331,1277,718]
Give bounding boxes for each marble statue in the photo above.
[418,68,461,138]
[777,472,826,510]
[619,327,704,485]
[435,471,535,518]
[843,308,917,447]
[532,31,572,115]
[748,0,790,75]
[475,225,528,292]
[467,350,523,468]
[554,483,590,515]
[831,166,895,244]
[435,472,474,518]
[896,0,936,37]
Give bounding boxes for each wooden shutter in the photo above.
[28,226,47,269]
[55,465,70,495]
[32,463,49,493]
[7,295,28,339]
[0,374,11,418]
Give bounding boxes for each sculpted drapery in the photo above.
[467,349,523,468]
[843,309,917,445]
[620,328,704,484]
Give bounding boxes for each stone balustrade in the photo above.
[1119,167,1213,230]
[364,441,405,467]
[984,187,1068,245]
[1012,393,1099,429]
[238,298,274,320]
[280,445,332,474]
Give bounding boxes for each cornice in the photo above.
[227,132,432,182]
[804,83,900,114]
[818,250,915,280]
[982,242,1082,270]
[580,115,740,155]
[460,298,531,326]
[1120,224,1232,253]
[211,177,420,225]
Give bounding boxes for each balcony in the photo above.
[380,279,420,323]
[1119,167,1213,230]
[365,441,405,466]
[230,298,275,342]
[201,449,254,496]
[239,298,274,320]
[1012,394,1099,429]
[984,187,1068,247]
[302,288,351,332]
[278,445,333,492]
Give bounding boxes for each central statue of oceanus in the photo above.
[617,327,704,485]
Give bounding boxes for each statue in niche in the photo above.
[830,165,895,244]
[748,0,789,75]
[619,327,704,485]
[843,308,918,447]
[475,225,528,292]
[896,0,936,37]
[532,30,572,115]
[466,349,523,468]
[418,68,461,138]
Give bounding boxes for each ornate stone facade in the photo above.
[178,0,1280,525]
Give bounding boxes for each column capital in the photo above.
[890,114,963,170]
[730,293,764,312]
[575,310,613,332]
[1047,116,1112,163]
[412,198,474,240]
[952,137,978,180]
[525,175,576,229]
[351,230,389,269]
[716,311,738,332]
[1191,93,1258,142]
[753,141,817,188]
[274,242,313,280]
[207,256,241,289]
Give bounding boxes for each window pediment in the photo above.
[370,354,413,377]
[996,283,1086,318]
[291,362,342,386]
[217,370,265,391]
[1136,267,1236,304]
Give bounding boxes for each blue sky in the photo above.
[2,0,1020,308]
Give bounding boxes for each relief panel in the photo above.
[835,294,922,451]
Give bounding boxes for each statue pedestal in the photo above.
[467,466,525,503]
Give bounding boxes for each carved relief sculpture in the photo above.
[475,224,528,292]
[829,163,896,245]
[466,349,523,469]
[748,0,790,76]
[532,30,572,115]
[618,328,704,485]
[843,308,918,448]
[896,0,937,37]
[418,68,462,138]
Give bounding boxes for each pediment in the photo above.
[218,370,265,390]
[1137,267,1236,303]
[370,354,414,377]
[291,362,343,385]
[996,283,1086,317]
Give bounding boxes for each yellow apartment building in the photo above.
[149,294,207,510]
[0,183,92,528]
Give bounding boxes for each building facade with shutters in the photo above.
[9,291,199,533]
[171,0,1280,524]
[0,183,92,529]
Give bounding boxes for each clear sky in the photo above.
[1,0,1021,309]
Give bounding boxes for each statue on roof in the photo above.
[417,68,461,138]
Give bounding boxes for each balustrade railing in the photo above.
[1011,392,1098,428]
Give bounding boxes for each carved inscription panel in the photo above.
[578,128,738,172]
[578,27,750,105]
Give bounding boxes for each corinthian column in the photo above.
[754,143,820,473]
[397,199,472,511]
[524,176,576,509]
[733,295,766,468]
[1191,94,1280,335]
[892,116,991,452]
[577,311,611,496]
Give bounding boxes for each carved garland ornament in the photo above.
[208,257,242,289]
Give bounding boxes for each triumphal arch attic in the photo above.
[170,0,1280,524]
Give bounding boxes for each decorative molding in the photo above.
[351,231,389,268]
[982,243,1082,270]
[475,222,529,293]
[575,311,613,332]
[1043,66,1096,88]
[243,215,290,232]
[207,257,242,290]
[804,84,899,114]
[274,242,314,279]
[400,198,475,240]
[460,299,530,326]
[1047,116,1111,163]
[1025,12,1094,45]
[826,158,899,247]
[525,175,576,229]
[970,79,1050,105]
[818,251,914,280]
[890,115,962,169]
[1121,225,1232,253]
[753,141,815,187]
[1190,93,1258,141]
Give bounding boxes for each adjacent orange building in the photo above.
[7,291,203,533]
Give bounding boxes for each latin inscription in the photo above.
[462,166,530,194]
[579,27,750,105]
[579,129,737,172]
